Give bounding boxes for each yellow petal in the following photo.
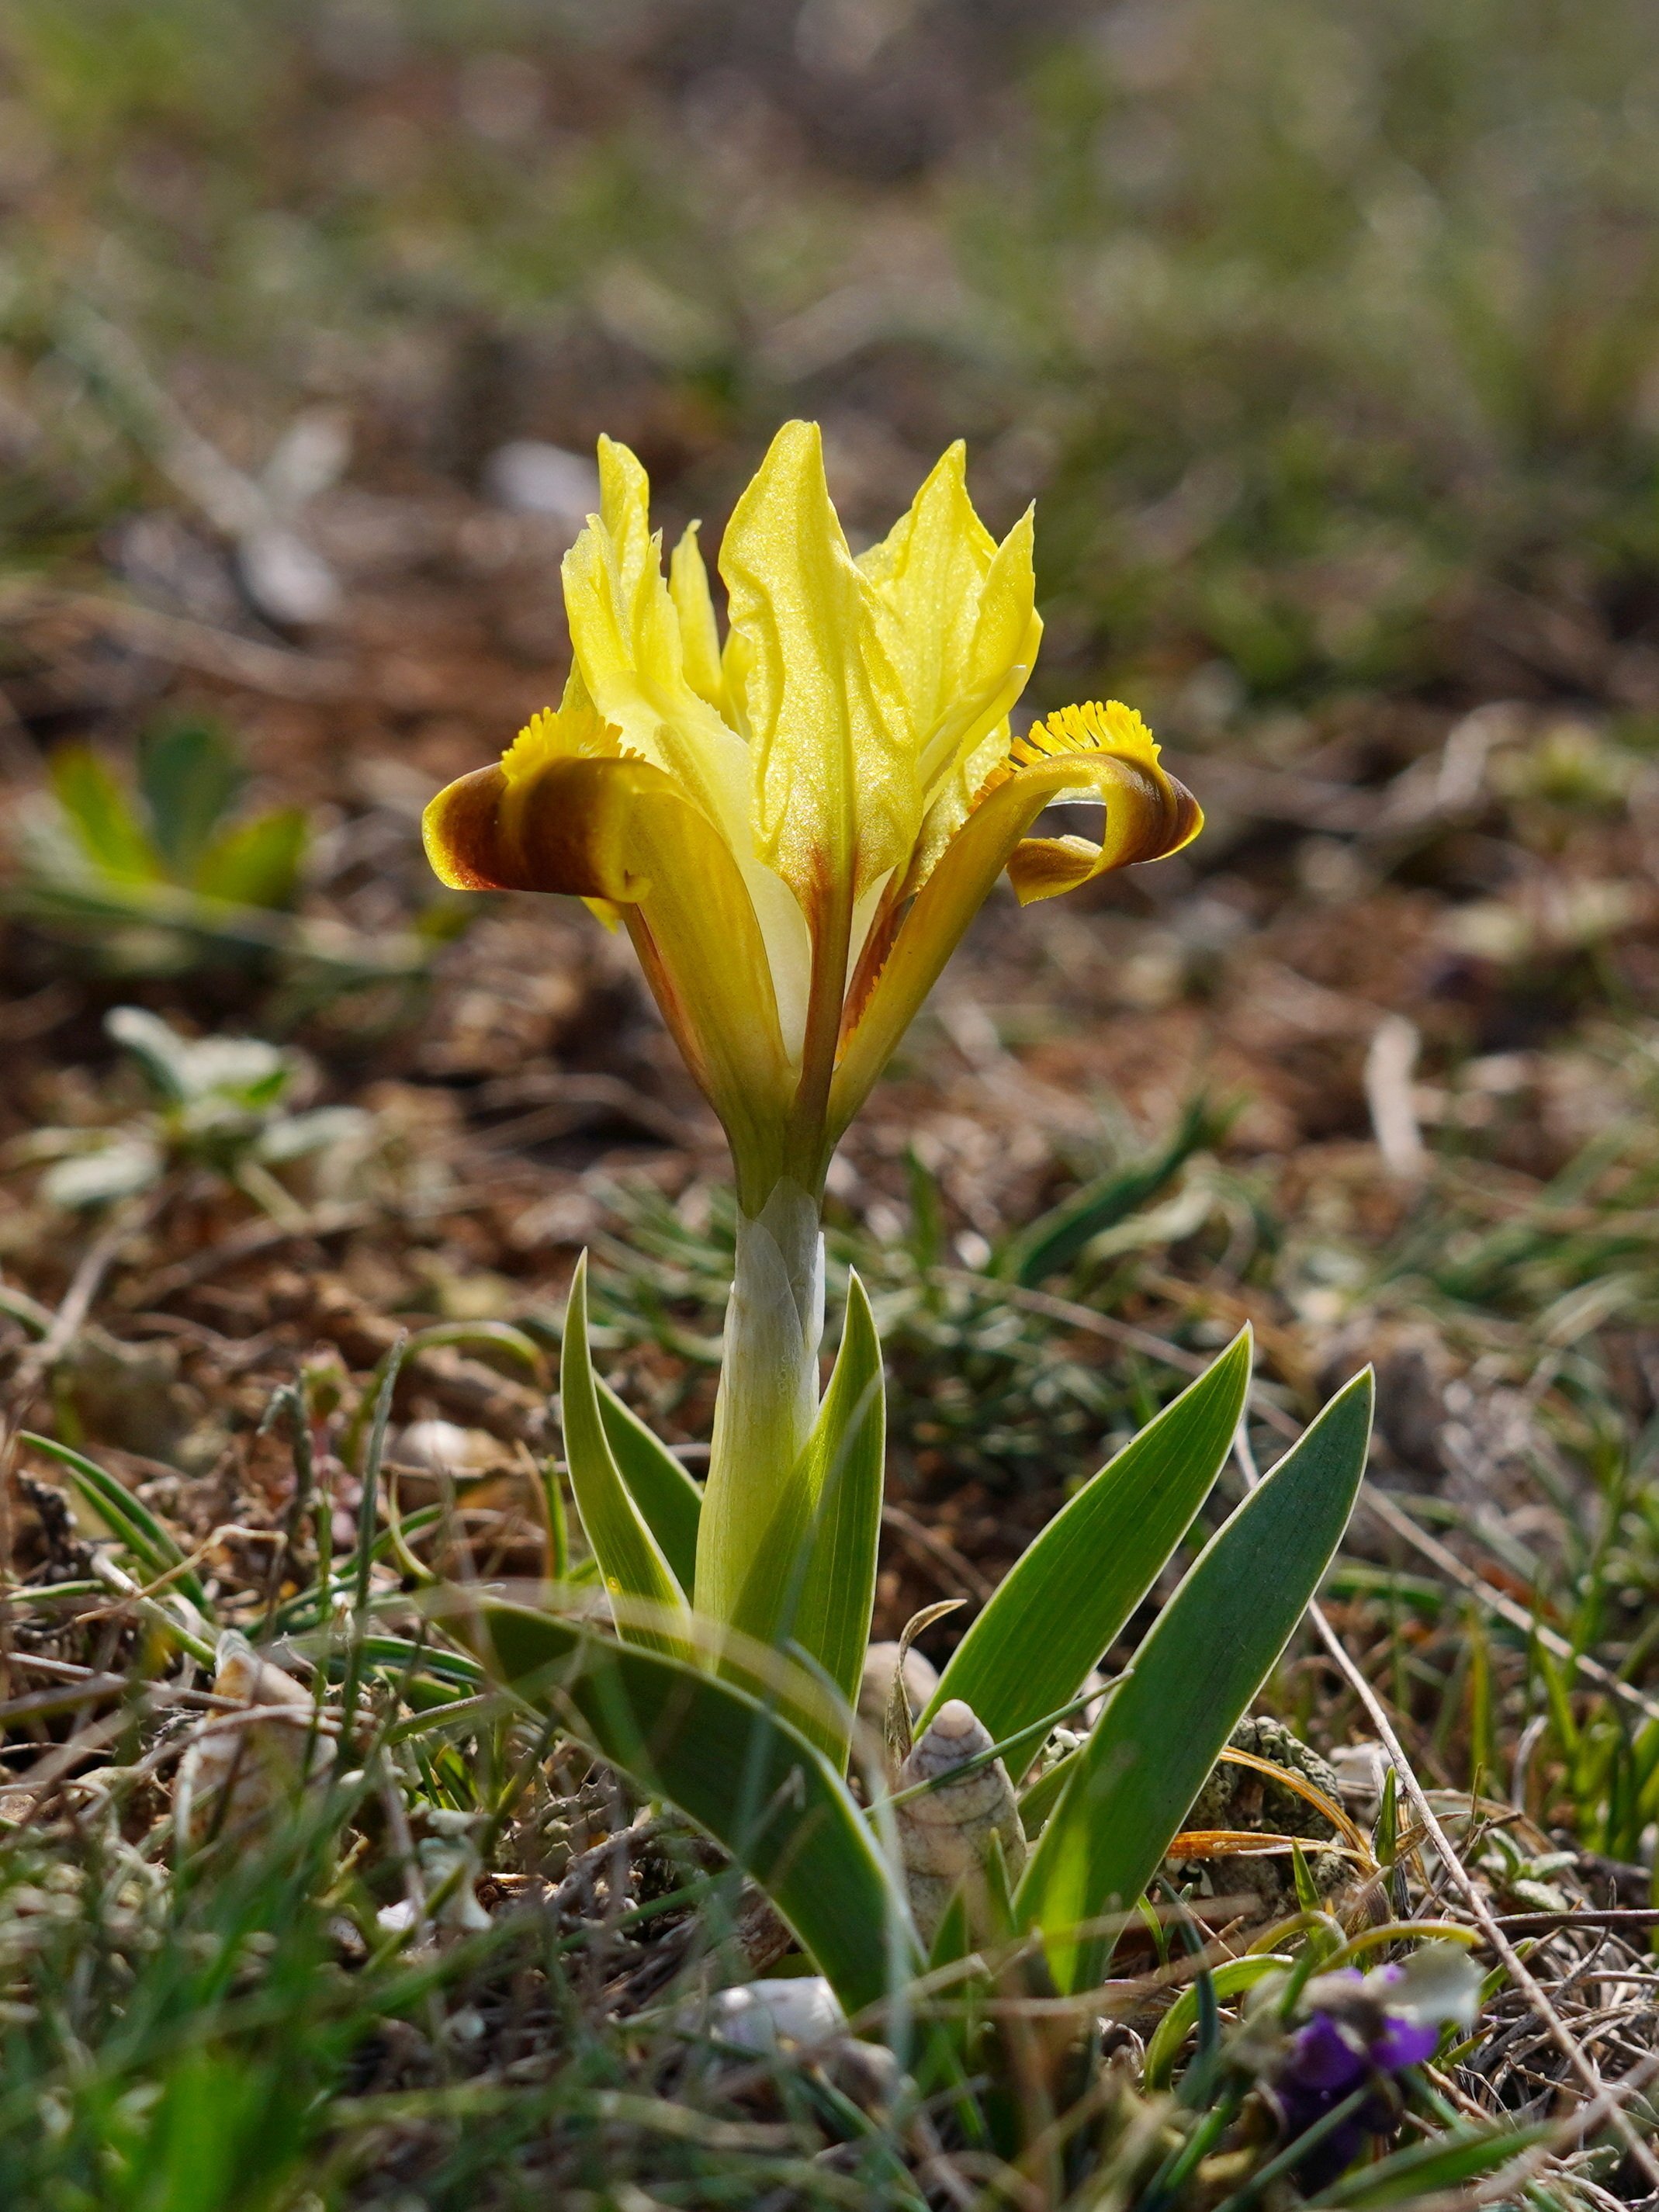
[424,751,794,1196]
[858,445,1043,892]
[996,701,1194,904]
[596,434,656,599]
[829,702,1200,1140]
[909,507,1044,885]
[563,458,749,843]
[719,421,916,919]
[668,521,726,712]
[857,444,997,743]
[562,441,813,1058]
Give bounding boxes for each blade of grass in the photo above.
[19,1431,210,1613]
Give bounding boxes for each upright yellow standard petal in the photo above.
[720,421,916,922]
[667,521,726,714]
[854,445,1043,910]
[562,447,813,1058]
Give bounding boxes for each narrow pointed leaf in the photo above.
[475,1596,918,2015]
[729,1272,885,1764]
[1017,1369,1373,1992]
[20,1431,210,1613]
[1306,2122,1552,2208]
[926,1330,1251,1768]
[559,1254,688,1653]
[596,1376,703,1594]
[193,808,309,908]
[1143,1954,1295,2088]
[996,1095,1226,1286]
[785,1272,886,1726]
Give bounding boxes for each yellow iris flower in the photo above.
[424,420,1200,1210]
[427,421,1201,1629]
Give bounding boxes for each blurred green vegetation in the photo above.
[5,0,1659,701]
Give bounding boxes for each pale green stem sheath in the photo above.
[695,1176,825,1625]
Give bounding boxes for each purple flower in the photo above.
[1269,1944,1483,2186]
[1287,2010,1368,2096]
[1370,2016,1441,2072]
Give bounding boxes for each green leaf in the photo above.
[926,1329,1251,1771]
[401,1320,545,1378]
[104,1005,249,1106]
[784,1271,886,1742]
[559,1253,689,1653]
[48,746,161,882]
[597,1377,703,1594]
[729,1272,885,1765]
[1304,2122,1550,2208]
[1016,1369,1373,1992]
[138,718,244,875]
[20,1431,210,1613]
[473,1595,919,2017]
[1143,1955,1294,2088]
[193,807,308,909]
[1017,1744,1079,1836]
[996,1095,1227,1286]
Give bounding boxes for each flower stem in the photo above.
[694,1176,825,1625]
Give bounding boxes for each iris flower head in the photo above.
[424,422,1200,1203]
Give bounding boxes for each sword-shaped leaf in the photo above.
[1017,1369,1373,1991]
[924,1328,1251,1772]
[596,1376,704,1596]
[475,1595,919,2016]
[559,1253,689,1655]
[729,1272,885,1765]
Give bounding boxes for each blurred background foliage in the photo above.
[6,0,1659,704]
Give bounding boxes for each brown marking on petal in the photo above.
[1162,770,1203,857]
[424,756,665,902]
[422,764,515,891]
[836,874,910,1063]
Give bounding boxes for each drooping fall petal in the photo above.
[830,701,1200,1142]
[995,701,1200,904]
[424,743,795,1198]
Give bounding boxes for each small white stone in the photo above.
[702,1977,845,2051]
[483,441,601,527]
[237,524,341,628]
[394,1420,504,1476]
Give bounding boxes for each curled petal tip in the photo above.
[1156,769,1204,862]
[423,764,514,891]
